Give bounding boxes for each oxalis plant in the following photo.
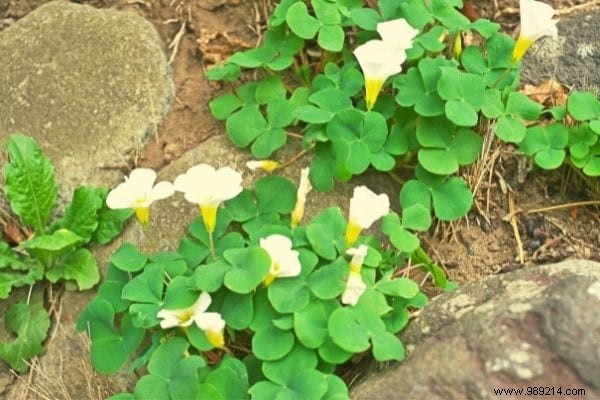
[207,0,600,223]
[78,164,432,399]
[0,134,132,372]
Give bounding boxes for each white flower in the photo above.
[353,18,418,110]
[291,168,312,227]
[174,164,243,232]
[106,168,174,227]
[260,234,302,286]
[346,186,390,246]
[512,0,558,62]
[157,292,226,348]
[376,19,419,50]
[246,160,281,172]
[346,245,368,273]
[341,271,367,306]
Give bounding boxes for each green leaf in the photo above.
[318,336,352,364]
[402,204,432,231]
[198,357,249,400]
[306,207,346,260]
[82,300,144,373]
[293,301,332,349]
[226,105,269,149]
[19,229,81,267]
[209,93,243,120]
[53,186,105,243]
[286,2,319,39]
[269,277,310,313]
[395,57,456,117]
[221,292,254,330]
[251,128,287,159]
[93,207,133,245]
[505,92,543,120]
[121,264,163,304]
[3,134,57,232]
[294,105,334,123]
[45,248,99,290]
[567,91,600,121]
[255,176,297,215]
[328,307,370,353]
[481,88,504,118]
[431,177,473,221]
[469,19,500,38]
[375,276,419,298]
[194,260,229,292]
[252,325,295,361]
[318,24,344,52]
[223,247,271,294]
[206,63,241,82]
[371,330,405,361]
[519,124,568,170]
[96,264,130,313]
[262,344,318,384]
[307,258,347,300]
[495,115,527,143]
[111,243,148,272]
[256,76,287,104]
[350,8,381,30]
[0,296,51,372]
[0,247,44,299]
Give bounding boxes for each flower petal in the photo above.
[193,291,212,314]
[151,181,175,202]
[349,186,390,229]
[341,271,367,306]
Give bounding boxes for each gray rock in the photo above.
[522,10,600,93]
[350,259,600,400]
[0,0,173,202]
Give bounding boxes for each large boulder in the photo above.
[351,259,600,400]
[0,0,173,201]
[521,10,600,93]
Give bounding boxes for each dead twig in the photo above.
[507,192,525,264]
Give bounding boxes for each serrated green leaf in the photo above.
[0,296,51,372]
[20,229,82,267]
[4,134,57,232]
[45,248,99,290]
[93,207,133,245]
[52,186,105,243]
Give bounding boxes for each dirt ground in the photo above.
[0,3,598,396]
[0,0,598,282]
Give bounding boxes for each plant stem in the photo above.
[279,144,315,169]
[208,230,216,260]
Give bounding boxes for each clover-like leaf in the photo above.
[519,123,569,170]
[223,247,271,294]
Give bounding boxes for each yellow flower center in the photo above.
[263,262,281,287]
[200,205,218,233]
[512,36,534,63]
[133,206,150,227]
[206,329,225,349]
[178,309,195,325]
[345,220,362,247]
[365,78,385,111]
